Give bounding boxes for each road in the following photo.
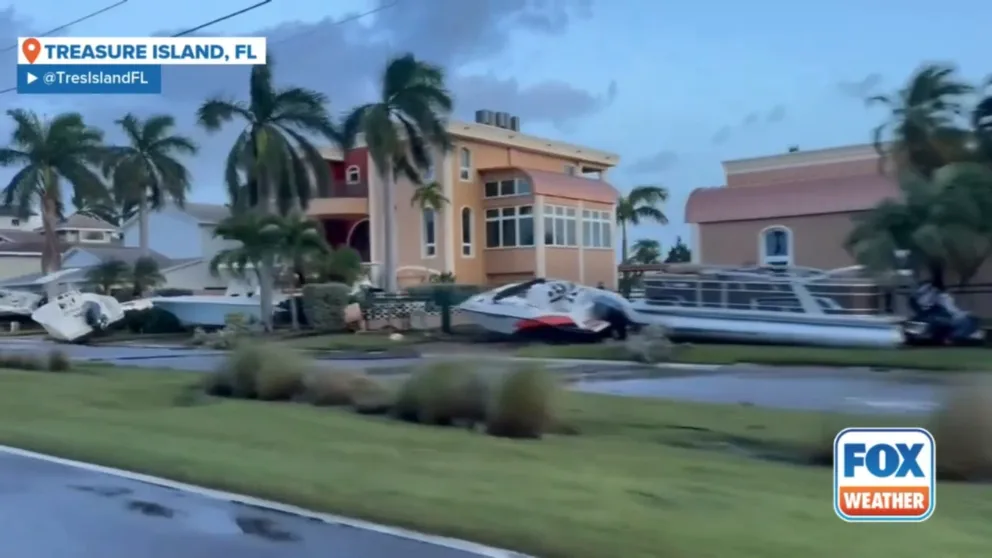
[0,451,491,558]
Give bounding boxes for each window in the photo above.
[461,207,473,256]
[582,210,613,248]
[422,208,437,257]
[83,231,106,241]
[543,205,579,247]
[459,147,472,181]
[10,218,18,226]
[346,165,361,184]
[760,226,792,266]
[564,164,576,176]
[483,177,532,198]
[485,205,534,248]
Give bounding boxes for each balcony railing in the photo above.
[316,182,368,198]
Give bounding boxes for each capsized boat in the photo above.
[0,288,44,318]
[627,264,905,348]
[30,290,126,343]
[457,278,638,341]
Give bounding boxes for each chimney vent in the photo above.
[509,116,520,131]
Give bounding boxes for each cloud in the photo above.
[766,104,786,123]
[0,0,607,203]
[627,150,678,174]
[711,126,732,145]
[742,112,759,126]
[837,73,882,100]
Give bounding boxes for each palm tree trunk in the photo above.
[289,289,299,330]
[382,172,399,292]
[620,223,629,263]
[138,197,150,255]
[41,187,61,299]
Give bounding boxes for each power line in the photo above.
[0,0,131,53]
[0,0,275,95]
[266,1,398,49]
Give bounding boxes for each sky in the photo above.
[2,0,991,251]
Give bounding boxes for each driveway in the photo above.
[0,451,494,558]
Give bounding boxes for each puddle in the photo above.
[235,516,298,542]
[127,500,175,517]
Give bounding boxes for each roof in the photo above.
[0,255,202,287]
[0,228,41,243]
[183,202,230,225]
[66,245,176,268]
[482,167,619,204]
[685,175,899,224]
[55,213,118,230]
[0,206,35,217]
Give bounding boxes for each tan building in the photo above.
[308,111,621,288]
[685,144,899,269]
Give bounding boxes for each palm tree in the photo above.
[615,185,668,263]
[0,110,106,288]
[198,61,339,329]
[71,190,138,228]
[869,64,974,178]
[103,113,197,255]
[131,256,165,298]
[410,181,448,211]
[313,247,364,285]
[85,259,129,294]
[630,238,662,264]
[271,214,330,329]
[845,163,992,286]
[341,53,454,293]
[973,78,992,163]
[208,211,284,331]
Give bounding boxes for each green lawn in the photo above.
[517,343,992,371]
[0,367,988,557]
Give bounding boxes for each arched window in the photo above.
[422,208,437,257]
[461,207,473,257]
[459,147,472,181]
[759,226,792,266]
[346,165,361,184]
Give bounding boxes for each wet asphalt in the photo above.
[0,452,480,558]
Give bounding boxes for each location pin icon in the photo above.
[22,38,40,64]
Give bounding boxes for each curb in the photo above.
[420,354,725,372]
[0,445,533,558]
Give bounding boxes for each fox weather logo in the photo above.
[833,427,935,522]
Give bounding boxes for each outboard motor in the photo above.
[905,281,983,345]
[82,300,108,330]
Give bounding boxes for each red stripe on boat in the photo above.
[515,315,575,330]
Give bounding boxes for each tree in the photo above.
[615,185,668,263]
[341,53,454,293]
[208,211,284,331]
[869,64,974,178]
[103,113,197,255]
[85,259,129,294]
[198,61,339,330]
[0,110,107,291]
[410,181,448,212]
[271,214,331,329]
[973,78,992,162]
[131,256,165,297]
[630,238,661,264]
[665,236,692,263]
[845,163,992,286]
[71,189,137,228]
[313,247,364,285]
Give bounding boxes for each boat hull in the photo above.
[30,292,125,343]
[148,296,266,327]
[629,305,904,348]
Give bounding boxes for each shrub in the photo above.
[208,343,309,401]
[394,361,490,426]
[303,370,382,406]
[189,327,209,346]
[46,349,72,372]
[623,324,673,363]
[0,351,45,371]
[486,363,558,439]
[301,283,352,332]
[929,375,992,480]
[121,307,185,334]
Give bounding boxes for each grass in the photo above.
[0,366,990,557]
[516,343,992,371]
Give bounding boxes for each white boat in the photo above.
[30,290,126,342]
[627,265,905,348]
[0,288,44,317]
[458,279,636,340]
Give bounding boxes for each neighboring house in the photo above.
[0,211,122,281]
[684,144,898,269]
[310,110,621,288]
[118,202,236,291]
